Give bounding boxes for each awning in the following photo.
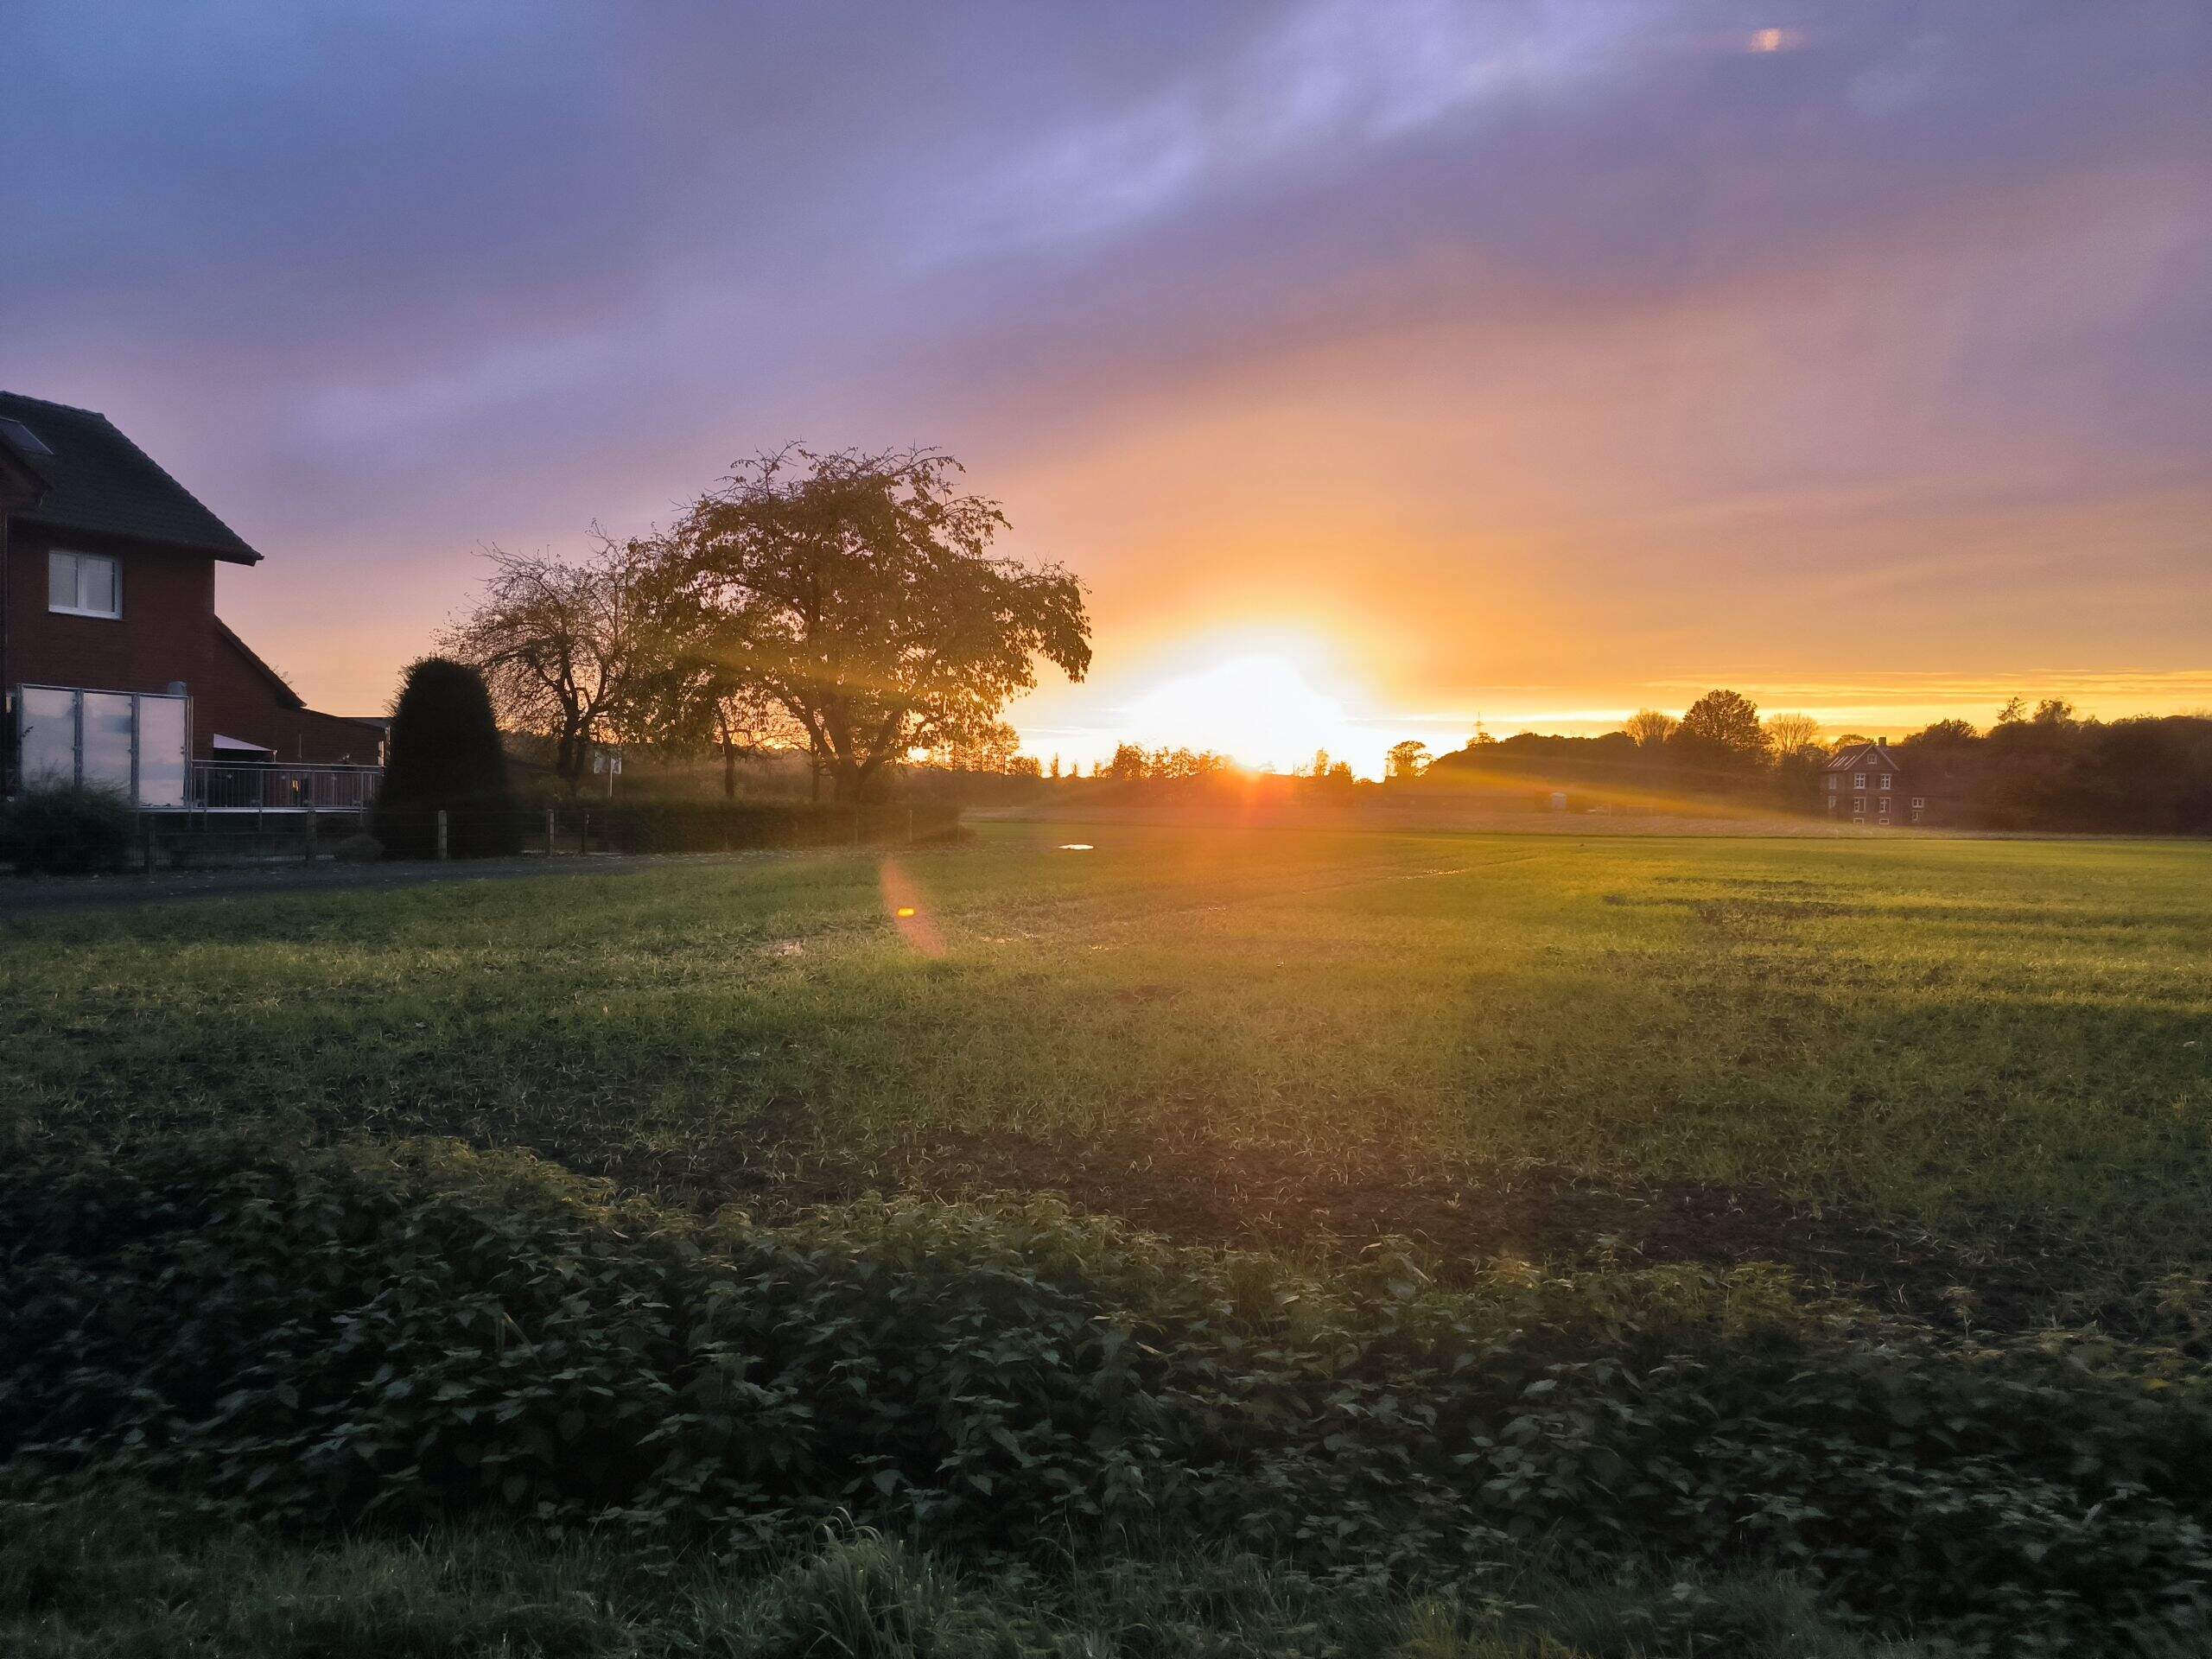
[211,734,276,755]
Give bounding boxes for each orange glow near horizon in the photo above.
[1116,644,1381,776]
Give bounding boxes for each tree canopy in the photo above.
[1675,688,1768,766]
[671,448,1090,803]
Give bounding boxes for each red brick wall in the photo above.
[5,524,377,764]
[6,526,214,701]
[194,626,382,764]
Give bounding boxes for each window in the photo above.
[1827,776,1839,791]
[1910,808,1923,823]
[11,685,188,807]
[1910,797,1925,809]
[1853,773,1866,790]
[48,550,121,619]
[1880,773,1893,790]
[1878,797,1891,813]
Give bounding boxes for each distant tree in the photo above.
[2033,697,2078,728]
[1908,718,1980,747]
[1384,739,1430,781]
[376,658,519,857]
[1048,754,1061,781]
[1624,709,1678,749]
[1674,689,1769,770]
[1762,712,1824,760]
[920,719,1027,773]
[671,446,1090,804]
[1103,741,1151,781]
[1995,696,2027,726]
[444,539,659,796]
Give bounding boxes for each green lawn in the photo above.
[7,821,2207,1319]
[10,821,2212,1654]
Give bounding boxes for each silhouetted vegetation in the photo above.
[374,658,521,857]
[442,448,1090,810]
[0,782,134,874]
[1415,691,2212,832]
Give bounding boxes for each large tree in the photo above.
[444,539,660,795]
[621,548,809,798]
[1674,688,1769,769]
[671,448,1090,804]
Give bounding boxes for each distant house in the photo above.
[0,391,383,809]
[1821,741,1938,827]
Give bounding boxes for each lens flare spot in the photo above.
[879,859,946,958]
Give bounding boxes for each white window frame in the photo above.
[1853,773,1866,790]
[48,549,123,620]
[1910,808,1923,823]
[1879,773,1892,791]
[1827,776,1839,791]
[1910,797,1925,809]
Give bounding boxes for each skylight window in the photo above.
[0,415,54,457]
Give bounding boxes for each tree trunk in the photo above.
[721,739,738,800]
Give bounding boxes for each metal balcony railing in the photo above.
[189,760,383,813]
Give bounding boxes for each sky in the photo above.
[5,0,2208,774]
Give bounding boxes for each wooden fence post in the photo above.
[435,808,449,861]
[303,806,318,864]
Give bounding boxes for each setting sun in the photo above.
[1121,652,1370,774]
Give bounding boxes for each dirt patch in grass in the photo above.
[599,1112,2066,1332]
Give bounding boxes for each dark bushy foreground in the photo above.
[0,783,135,874]
[3,1135,2209,1654]
[0,1493,1956,1659]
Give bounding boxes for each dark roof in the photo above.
[0,391,261,563]
[1826,741,1904,771]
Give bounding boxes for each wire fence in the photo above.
[105,797,958,873]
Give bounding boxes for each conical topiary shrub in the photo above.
[373,658,521,858]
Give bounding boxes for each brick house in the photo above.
[1,391,382,809]
[1821,741,1939,827]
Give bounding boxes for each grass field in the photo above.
[6,822,2209,1321]
[7,821,2212,1655]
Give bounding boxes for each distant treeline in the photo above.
[1049,693,2212,834]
